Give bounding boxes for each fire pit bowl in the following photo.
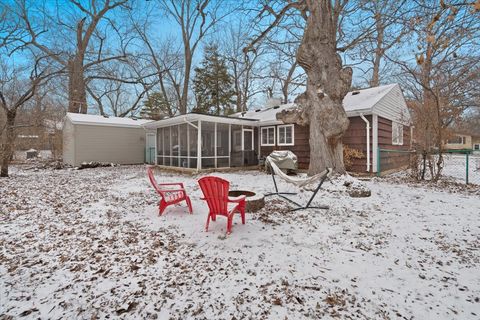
[228,190,265,212]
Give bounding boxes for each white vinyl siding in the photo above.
[392,122,403,145]
[261,126,276,146]
[277,124,294,146]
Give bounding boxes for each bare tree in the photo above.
[246,0,357,174]
[0,57,56,177]
[6,0,130,114]
[351,0,410,87]
[392,0,480,181]
[156,0,232,114]
[216,20,266,112]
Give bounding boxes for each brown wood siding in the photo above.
[260,124,310,169]
[259,116,411,173]
[378,117,411,172]
[342,116,370,173]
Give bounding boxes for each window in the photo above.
[474,144,479,151]
[277,124,294,146]
[261,126,276,146]
[392,122,403,145]
[447,136,466,145]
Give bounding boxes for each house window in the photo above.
[277,124,294,146]
[447,136,466,145]
[474,144,480,151]
[261,126,276,146]
[392,122,403,145]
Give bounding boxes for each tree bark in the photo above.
[68,57,88,113]
[278,0,352,175]
[0,110,16,177]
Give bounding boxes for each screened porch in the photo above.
[153,115,259,170]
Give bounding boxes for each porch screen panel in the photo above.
[230,125,243,167]
[217,123,229,167]
[188,122,198,168]
[163,127,171,166]
[171,125,179,167]
[157,127,164,165]
[179,124,188,167]
[201,121,215,169]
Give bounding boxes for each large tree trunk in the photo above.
[68,58,88,114]
[180,50,192,115]
[0,110,16,177]
[278,0,352,175]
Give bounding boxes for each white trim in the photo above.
[143,113,258,129]
[260,126,276,146]
[197,120,202,170]
[214,122,217,168]
[359,114,370,172]
[277,124,294,146]
[372,114,378,173]
[242,128,254,151]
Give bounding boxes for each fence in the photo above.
[377,149,480,185]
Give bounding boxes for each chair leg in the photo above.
[227,216,233,234]
[185,196,193,214]
[205,214,211,232]
[159,200,167,216]
[241,208,246,225]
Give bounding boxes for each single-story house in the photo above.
[63,113,152,166]
[144,83,412,173]
[444,132,480,154]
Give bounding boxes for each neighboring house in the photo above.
[63,113,152,167]
[444,133,480,154]
[144,83,412,174]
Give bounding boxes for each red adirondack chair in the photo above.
[198,176,246,234]
[147,167,192,215]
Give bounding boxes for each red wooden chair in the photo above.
[198,176,246,234]
[147,167,192,215]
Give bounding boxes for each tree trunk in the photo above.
[180,50,192,115]
[0,110,16,177]
[370,14,384,87]
[68,58,88,114]
[279,0,352,175]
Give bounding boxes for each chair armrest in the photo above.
[159,189,186,193]
[228,195,246,203]
[157,182,184,187]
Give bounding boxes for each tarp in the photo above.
[265,150,298,171]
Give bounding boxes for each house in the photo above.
[444,132,480,154]
[144,83,412,174]
[63,113,152,167]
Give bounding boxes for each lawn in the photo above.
[1,165,479,319]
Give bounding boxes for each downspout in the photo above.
[360,114,371,172]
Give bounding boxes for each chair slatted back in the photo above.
[147,167,163,196]
[198,176,230,216]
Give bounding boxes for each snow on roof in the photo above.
[233,83,402,125]
[343,83,397,113]
[66,113,152,128]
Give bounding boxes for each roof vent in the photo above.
[103,115,109,118]
[255,109,261,112]
[241,112,246,117]
[352,91,360,95]
[273,105,280,109]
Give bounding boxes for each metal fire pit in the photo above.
[228,190,265,212]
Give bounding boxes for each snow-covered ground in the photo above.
[1,165,479,319]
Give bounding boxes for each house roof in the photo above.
[142,112,258,129]
[66,113,153,128]
[233,83,411,125]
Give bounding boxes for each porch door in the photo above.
[146,133,156,164]
[242,129,254,151]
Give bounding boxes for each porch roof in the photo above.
[142,112,259,129]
